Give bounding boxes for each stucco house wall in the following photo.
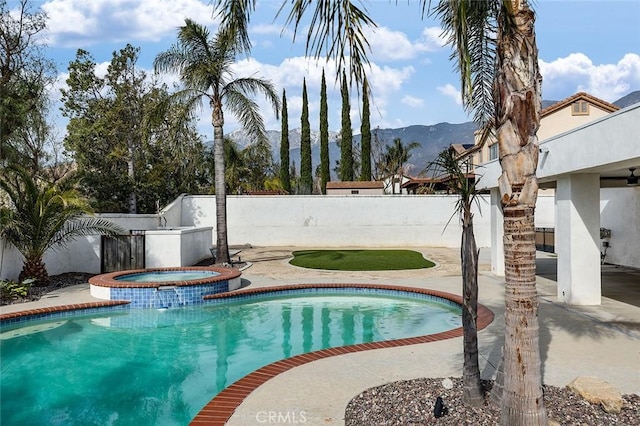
[473,92,619,166]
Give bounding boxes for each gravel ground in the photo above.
[345,377,640,425]
[1,272,94,306]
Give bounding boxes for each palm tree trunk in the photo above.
[501,207,545,424]
[495,2,547,424]
[461,209,483,406]
[20,255,49,286]
[212,100,230,264]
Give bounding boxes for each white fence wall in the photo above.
[4,193,618,281]
[182,195,494,248]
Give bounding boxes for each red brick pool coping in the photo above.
[0,300,130,321]
[192,283,494,425]
[88,266,241,288]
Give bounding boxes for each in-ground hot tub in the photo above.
[89,266,242,308]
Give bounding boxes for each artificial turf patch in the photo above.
[289,249,435,271]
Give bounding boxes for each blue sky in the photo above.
[16,0,640,139]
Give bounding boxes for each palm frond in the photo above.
[224,89,269,144]
[224,77,281,118]
[0,165,125,260]
[433,0,498,128]
[423,148,483,226]
[278,0,377,86]
[47,217,124,253]
[153,44,188,75]
[213,0,257,55]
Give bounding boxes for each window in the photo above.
[489,143,499,160]
[572,100,589,115]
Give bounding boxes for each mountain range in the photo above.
[223,90,640,177]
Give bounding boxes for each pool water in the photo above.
[115,270,220,282]
[0,291,461,425]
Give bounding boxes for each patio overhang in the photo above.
[478,103,640,305]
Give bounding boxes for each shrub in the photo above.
[0,278,35,303]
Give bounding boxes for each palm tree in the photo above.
[215,1,546,423]
[379,138,420,194]
[154,19,280,264]
[426,148,483,406]
[0,166,123,286]
[435,2,546,423]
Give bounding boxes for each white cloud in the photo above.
[42,0,216,47]
[364,25,444,62]
[225,56,415,132]
[418,27,447,50]
[437,84,462,105]
[401,95,424,108]
[540,53,640,101]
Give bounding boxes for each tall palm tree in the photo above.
[427,148,483,406]
[0,166,123,285]
[215,1,546,423]
[154,19,280,263]
[435,2,546,423]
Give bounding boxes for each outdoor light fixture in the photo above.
[627,168,639,186]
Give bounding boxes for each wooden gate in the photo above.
[101,231,145,272]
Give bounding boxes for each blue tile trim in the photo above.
[109,280,230,308]
[0,304,131,328]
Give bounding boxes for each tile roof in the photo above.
[541,92,619,117]
[326,181,384,189]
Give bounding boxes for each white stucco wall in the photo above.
[2,190,633,280]
[600,187,640,268]
[0,239,23,280]
[144,227,213,268]
[97,214,159,231]
[182,194,493,248]
[535,193,556,227]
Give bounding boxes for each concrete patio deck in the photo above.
[1,247,638,425]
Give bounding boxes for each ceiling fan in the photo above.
[628,168,639,186]
[599,167,639,186]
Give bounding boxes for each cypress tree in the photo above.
[300,78,313,194]
[360,77,371,181]
[279,89,291,193]
[340,72,353,181]
[319,69,330,194]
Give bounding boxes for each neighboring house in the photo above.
[326,181,384,195]
[450,143,476,172]
[402,144,477,194]
[401,176,453,194]
[469,92,620,167]
[381,174,411,194]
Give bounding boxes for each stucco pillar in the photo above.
[556,173,601,305]
[490,188,505,276]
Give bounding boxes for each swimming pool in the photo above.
[0,286,488,425]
